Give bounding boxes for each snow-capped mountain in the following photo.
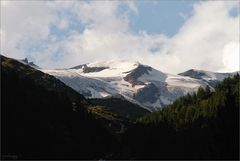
[179,69,239,87]
[41,59,234,111]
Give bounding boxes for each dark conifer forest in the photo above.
[1,55,239,160]
[122,74,239,159]
[1,56,119,159]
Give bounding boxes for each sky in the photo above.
[1,0,239,74]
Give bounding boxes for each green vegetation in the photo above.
[89,98,149,120]
[122,74,239,159]
[88,106,131,136]
[1,55,239,160]
[1,55,88,106]
[1,55,119,160]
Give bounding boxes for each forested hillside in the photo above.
[1,55,119,159]
[89,97,149,120]
[1,55,239,160]
[121,75,239,159]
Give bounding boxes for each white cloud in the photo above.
[163,1,239,73]
[71,1,136,33]
[58,18,69,30]
[1,1,57,58]
[1,1,239,73]
[222,41,239,72]
[1,0,9,7]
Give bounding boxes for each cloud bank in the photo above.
[1,1,239,73]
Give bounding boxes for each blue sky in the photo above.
[1,0,239,73]
[48,1,197,38]
[129,1,196,36]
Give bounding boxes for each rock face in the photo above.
[83,66,109,73]
[178,69,236,87]
[19,58,40,69]
[21,58,29,63]
[70,64,87,69]
[42,60,237,111]
[134,83,159,104]
[124,65,152,86]
[71,64,109,73]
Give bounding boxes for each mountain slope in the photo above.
[178,69,238,87]
[121,75,239,159]
[42,60,211,111]
[1,55,121,159]
[1,55,238,160]
[89,97,150,120]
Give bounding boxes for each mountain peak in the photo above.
[19,57,40,69]
[87,59,140,68]
[21,58,28,64]
[68,59,142,76]
[178,69,233,85]
[41,58,236,111]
